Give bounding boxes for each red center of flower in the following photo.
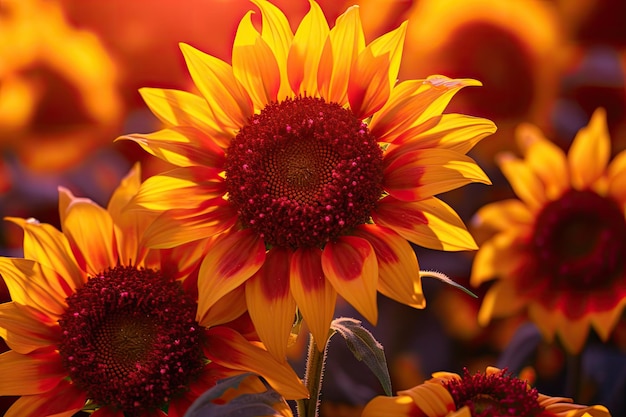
[225,96,384,248]
[445,369,543,417]
[532,189,626,289]
[58,266,204,416]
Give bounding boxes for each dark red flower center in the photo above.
[58,266,204,416]
[445,369,543,417]
[532,189,626,290]
[225,96,384,248]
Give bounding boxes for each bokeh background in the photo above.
[1,0,625,415]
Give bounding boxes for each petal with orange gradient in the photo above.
[4,217,83,291]
[59,189,117,275]
[568,108,610,190]
[290,247,337,349]
[317,5,364,105]
[390,114,496,153]
[0,350,66,396]
[471,199,533,233]
[399,382,456,416]
[0,302,60,355]
[197,229,266,316]
[141,200,237,248]
[204,326,308,400]
[477,281,529,326]
[470,232,526,287]
[370,77,481,143]
[119,126,226,168]
[130,166,225,211]
[287,0,328,95]
[180,43,253,131]
[138,88,224,142]
[496,153,546,211]
[383,148,490,201]
[352,224,424,308]
[251,0,294,100]
[0,258,69,318]
[348,21,408,118]
[4,379,87,417]
[198,285,248,328]
[321,235,378,325]
[245,247,297,361]
[361,394,416,417]
[374,196,477,251]
[232,11,280,108]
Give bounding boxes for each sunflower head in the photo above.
[119,0,495,354]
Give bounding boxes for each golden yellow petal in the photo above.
[477,281,528,326]
[317,5,365,105]
[496,152,546,211]
[568,108,611,190]
[232,11,280,108]
[471,199,534,233]
[179,43,253,131]
[0,302,59,354]
[5,217,83,291]
[251,0,294,100]
[287,0,329,96]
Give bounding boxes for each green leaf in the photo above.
[420,270,477,298]
[330,317,393,396]
[184,373,285,417]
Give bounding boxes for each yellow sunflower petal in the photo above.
[198,284,247,328]
[517,123,569,199]
[197,229,266,317]
[590,299,626,342]
[400,382,456,417]
[470,233,525,286]
[353,224,424,309]
[179,43,253,131]
[390,114,496,154]
[317,5,365,105]
[137,87,228,146]
[204,326,309,400]
[607,149,626,204]
[245,247,297,361]
[0,350,66,396]
[321,235,378,325]
[496,152,546,211]
[370,77,481,143]
[5,379,87,417]
[232,11,280,108]
[0,258,69,317]
[348,21,407,118]
[383,148,490,201]
[130,166,225,211]
[251,0,294,100]
[118,127,226,167]
[374,196,478,251]
[60,190,117,275]
[141,202,237,249]
[287,0,329,96]
[290,247,337,349]
[0,302,59,354]
[568,108,610,190]
[554,314,592,355]
[471,199,533,233]
[5,217,83,291]
[477,281,529,326]
[361,395,416,417]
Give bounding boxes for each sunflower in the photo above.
[361,366,611,417]
[119,0,495,356]
[0,164,307,417]
[471,108,626,354]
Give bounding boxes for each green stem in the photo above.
[297,334,328,417]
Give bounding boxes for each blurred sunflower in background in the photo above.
[119,0,495,358]
[361,366,610,417]
[0,164,307,417]
[471,108,626,354]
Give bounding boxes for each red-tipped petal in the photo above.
[321,236,378,325]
